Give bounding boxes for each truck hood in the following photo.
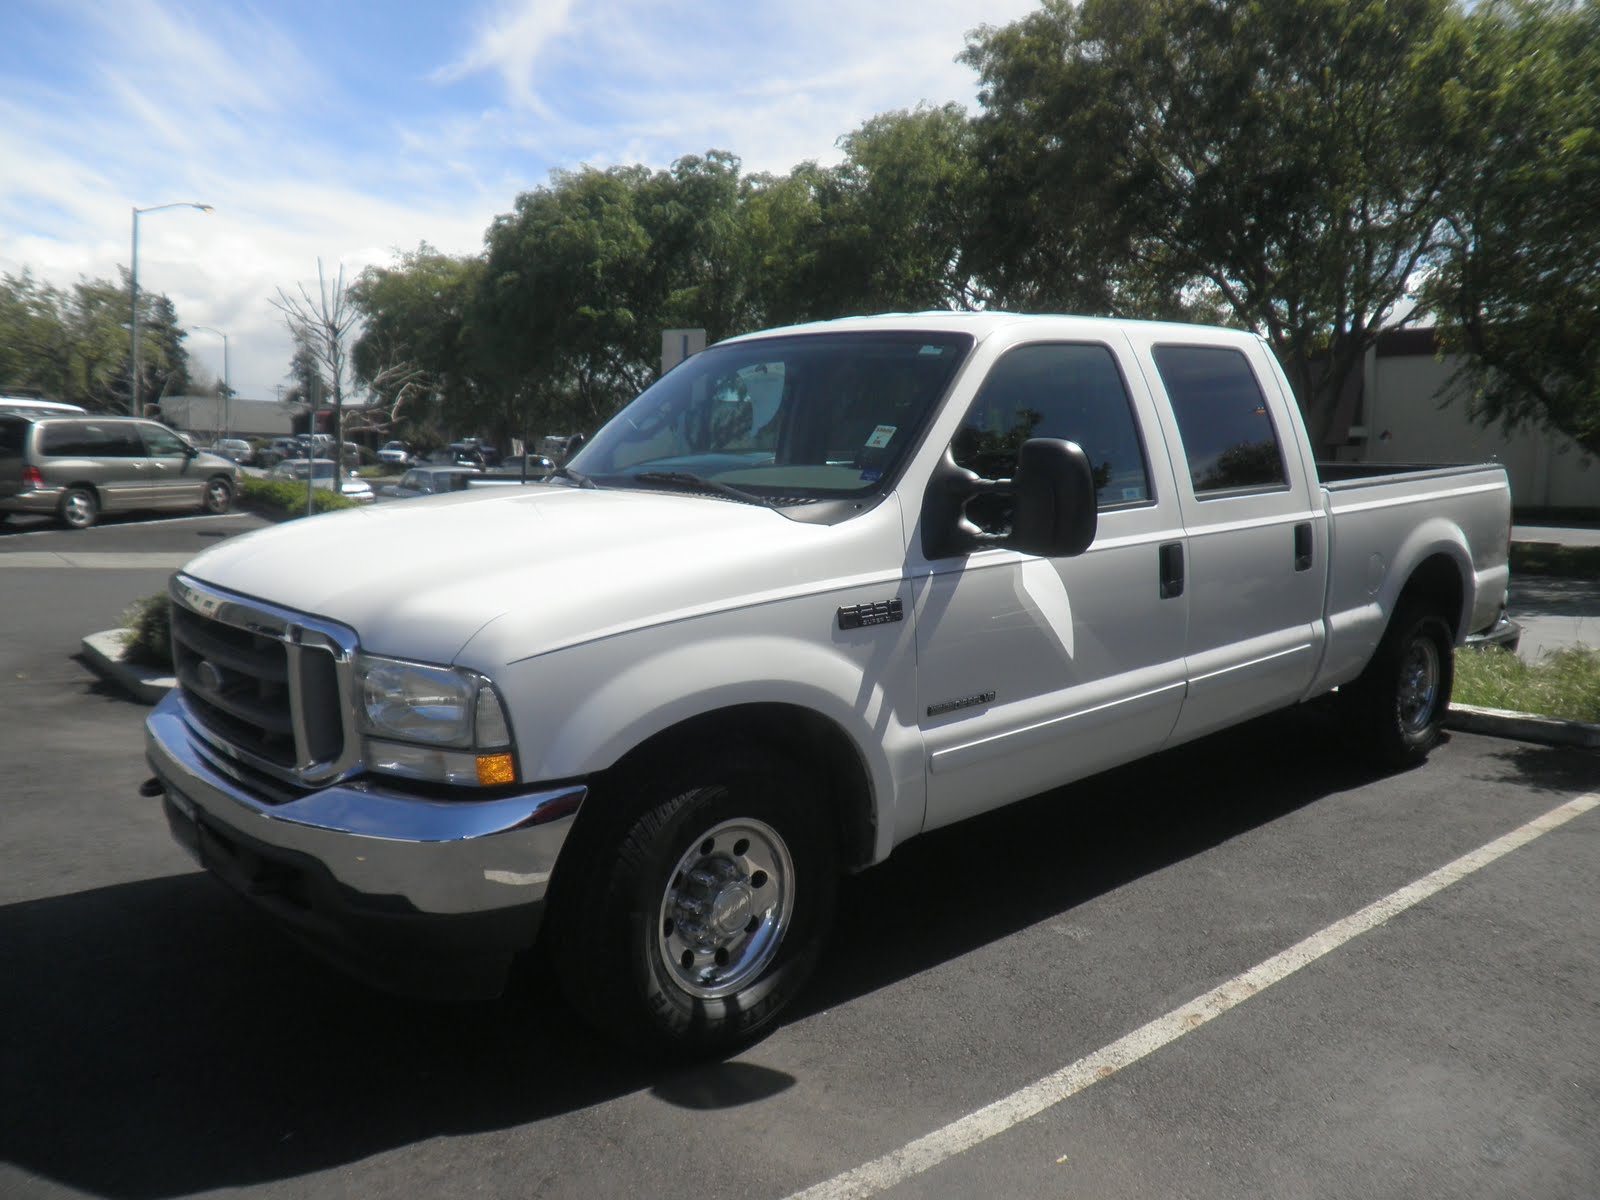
[182,485,903,666]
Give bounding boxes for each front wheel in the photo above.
[549,746,837,1055]
[202,476,233,514]
[1342,604,1455,769]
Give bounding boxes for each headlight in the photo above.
[353,654,516,786]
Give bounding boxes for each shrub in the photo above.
[240,476,360,519]
[120,594,173,671]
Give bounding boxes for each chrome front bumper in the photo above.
[145,689,585,996]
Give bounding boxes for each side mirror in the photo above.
[921,438,1098,560]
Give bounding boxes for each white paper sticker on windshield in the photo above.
[865,425,897,449]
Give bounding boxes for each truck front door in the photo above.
[913,338,1191,830]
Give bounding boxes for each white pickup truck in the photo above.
[144,313,1513,1053]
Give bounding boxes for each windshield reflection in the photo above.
[570,331,972,505]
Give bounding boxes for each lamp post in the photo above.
[191,325,230,436]
[130,202,213,416]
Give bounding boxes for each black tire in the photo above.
[549,746,837,1056]
[1341,603,1455,769]
[58,486,98,530]
[203,476,234,514]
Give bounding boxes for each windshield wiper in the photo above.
[630,471,776,508]
[552,465,598,489]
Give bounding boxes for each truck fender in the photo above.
[495,629,925,866]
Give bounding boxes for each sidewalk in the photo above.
[1507,575,1600,663]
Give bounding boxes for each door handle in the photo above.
[1294,522,1313,572]
[1159,542,1184,599]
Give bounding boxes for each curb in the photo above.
[1444,703,1600,750]
[78,626,1600,752]
[80,629,175,706]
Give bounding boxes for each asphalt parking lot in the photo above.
[1,512,1596,1200]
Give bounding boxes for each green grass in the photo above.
[1509,542,1600,578]
[240,476,360,519]
[1455,646,1600,724]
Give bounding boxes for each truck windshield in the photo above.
[569,331,972,504]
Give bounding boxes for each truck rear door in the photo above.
[1127,332,1329,743]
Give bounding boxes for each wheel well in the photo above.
[567,704,876,874]
[1394,553,1465,639]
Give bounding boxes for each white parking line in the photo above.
[788,790,1600,1200]
[0,551,196,569]
[0,512,241,539]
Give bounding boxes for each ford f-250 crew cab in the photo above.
[144,313,1513,1053]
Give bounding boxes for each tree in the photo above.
[478,159,738,439]
[963,0,1467,452]
[0,269,189,412]
[828,105,984,313]
[738,110,987,326]
[272,261,359,483]
[1422,0,1600,458]
[350,244,481,439]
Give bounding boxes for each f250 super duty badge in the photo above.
[837,598,903,630]
[927,691,996,717]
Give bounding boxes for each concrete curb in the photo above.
[1444,703,1600,750]
[78,625,1600,752]
[80,629,175,706]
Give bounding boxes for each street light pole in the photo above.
[191,325,230,436]
[130,202,213,416]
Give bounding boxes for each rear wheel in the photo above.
[58,486,98,530]
[1342,603,1454,769]
[549,746,837,1055]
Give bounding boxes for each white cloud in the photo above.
[434,0,579,112]
[4,0,1039,402]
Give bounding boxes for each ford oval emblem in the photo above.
[196,660,225,692]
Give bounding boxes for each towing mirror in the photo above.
[921,437,1098,560]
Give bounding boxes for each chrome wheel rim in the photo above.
[657,817,794,1000]
[1398,636,1441,735]
[63,492,93,527]
[206,480,230,511]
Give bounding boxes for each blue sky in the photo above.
[0,0,1037,402]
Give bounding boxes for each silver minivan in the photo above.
[0,414,239,529]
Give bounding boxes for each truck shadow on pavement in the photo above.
[1,708,1590,1198]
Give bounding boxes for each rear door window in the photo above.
[1151,345,1287,495]
[40,421,144,457]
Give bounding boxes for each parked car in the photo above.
[377,440,412,467]
[145,312,1513,1055]
[0,413,236,528]
[266,458,375,504]
[377,464,483,499]
[209,437,253,464]
[492,453,555,479]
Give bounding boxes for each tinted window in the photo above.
[40,421,144,457]
[1152,346,1287,495]
[0,417,26,457]
[951,343,1151,533]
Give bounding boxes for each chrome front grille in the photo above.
[169,575,362,790]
